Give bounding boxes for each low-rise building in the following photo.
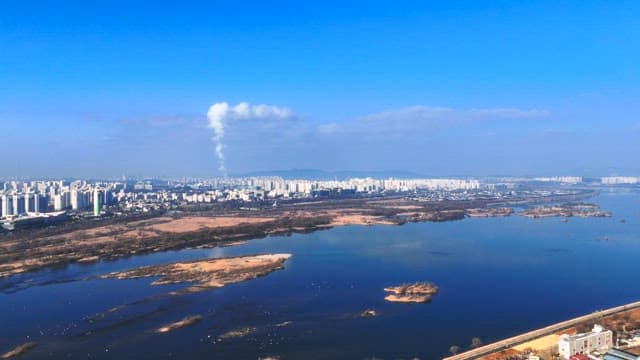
[559,325,613,359]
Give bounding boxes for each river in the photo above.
[1,191,639,359]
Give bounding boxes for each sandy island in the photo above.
[157,315,203,333]
[103,254,292,292]
[1,342,36,359]
[384,282,439,303]
[219,327,257,340]
[360,309,378,317]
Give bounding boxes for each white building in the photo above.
[0,195,8,218]
[70,188,91,210]
[558,324,613,359]
[534,176,583,184]
[12,194,25,215]
[601,177,640,185]
[53,192,70,211]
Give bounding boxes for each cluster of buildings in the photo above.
[491,176,640,186]
[238,177,481,195]
[558,324,640,360]
[0,180,117,221]
[601,177,640,185]
[0,176,487,228]
[0,177,481,217]
[1,174,638,229]
[533,176,584,184]
[1,192,48,217]
[116,177,484,208]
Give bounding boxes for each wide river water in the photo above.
[1,191,639,359]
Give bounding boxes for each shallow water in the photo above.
[1,191,639,359]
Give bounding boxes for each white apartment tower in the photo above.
[25,193,34,213]
[25,193,42,213]
[0,195,9,218]
[70,188,83,210]
[13,194,25,215]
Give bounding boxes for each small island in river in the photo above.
[384,282,439,303]
[103,253,291,292]
[1,342,36,359]
[157,315,203,333]
[520,202,612,218]
[466,207,513,218]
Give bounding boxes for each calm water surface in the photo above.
[1,191,639,359]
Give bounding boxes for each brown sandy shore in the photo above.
[103,253,292,293]
[0,191,597,279]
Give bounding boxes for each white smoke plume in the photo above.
[206,102,293,176]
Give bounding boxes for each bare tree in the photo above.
[449,345,460,355]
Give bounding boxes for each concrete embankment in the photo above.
[443,300,640,360]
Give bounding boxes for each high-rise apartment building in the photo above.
[93,189,101,216]
[13,194,25,215]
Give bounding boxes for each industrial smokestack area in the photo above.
[207,102,294,177]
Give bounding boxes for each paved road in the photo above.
[442,300,640,360]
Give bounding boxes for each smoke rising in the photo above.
[206,102,293,176]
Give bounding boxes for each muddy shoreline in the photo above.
[0,191,598,279]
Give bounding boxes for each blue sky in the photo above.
[1,1,639,178]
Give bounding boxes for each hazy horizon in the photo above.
[1,168,638,183]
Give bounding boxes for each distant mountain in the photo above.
[235,169,426,180]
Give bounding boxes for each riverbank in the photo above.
[0,214,325,278]
[0,190,599,280]
[0,198,479,279]
[443,300,640,360]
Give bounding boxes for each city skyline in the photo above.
[5,174,635,222]
[2,1,640,178]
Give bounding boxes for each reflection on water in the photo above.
[1,192,639,359]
